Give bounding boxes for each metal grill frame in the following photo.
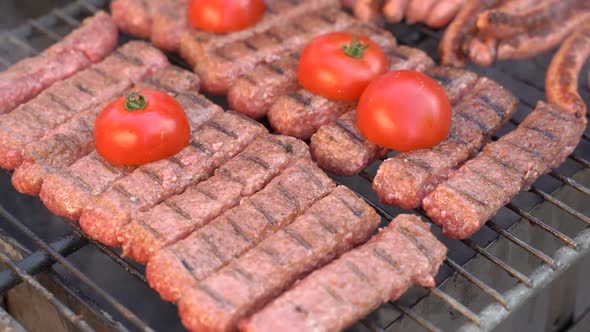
[0,0,588,331]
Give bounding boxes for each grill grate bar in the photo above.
[549,171,590,196]
[462,239,533,287]
[444,258,509,309]
[77,0,100,13]
[52,8,81,27]
[0,207,154,331]
[506,203,579,249]
[530,187,590,225]
[6,33,38,55]
[0,250,94,332]
[360,318,386,332]
[572,154,590,168]
[391,302,442,332]
[87,237,148,284]
[429,287,481,326]
[29,19,63,41]
[486,221,556,268]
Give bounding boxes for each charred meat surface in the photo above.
[241,214,447,332]
[0,41,169,170]
[79,111,266,246]
[0,11,118,114]
[177,186,381,332]
[424,102,586,239]
[119,135,310,264]
[374,76,518,209]
[147,159,336,303]
[40,90,222,221]
[12,66,200,196]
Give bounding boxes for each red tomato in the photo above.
[187,0,266,33]
[297,32,388,101]
[356,70,452,151]
[95,90,191,165]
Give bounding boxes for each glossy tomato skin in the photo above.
[95,90,191,166]
[187,0,265,33]
[356,70,452,151]
[297,32,388,101]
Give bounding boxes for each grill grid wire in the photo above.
[0,1,587,331]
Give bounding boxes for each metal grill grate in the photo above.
[0,1,588,331]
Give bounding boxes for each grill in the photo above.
[0,1,589,331]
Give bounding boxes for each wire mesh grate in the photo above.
[0,1,588,331]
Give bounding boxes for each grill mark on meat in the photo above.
[47,92,76,114]
[311,212,338,235]
[198,284,234,309]
[199,233,226,263]
[475,95,505,117]
[288,300,310,315]
[164,200,192,220]
[266,136,294,153]
[283,227,312,251]
[430,73,454,86]
[195,187,218,200]
[207,121,239,139]
[112,49,144,66]
[265,30,283,43]
[21,105,51,128]
[227,216,252,244]
[372,247,402,273]
[113,184,139,203]
[296,164,325,188]
[277,184,300,209]
[344,260,374,287]
[502,140,543,159]
[260,245,285,266]
[94,154,123,175]
[140,168,164,185]
[73,82,94,96]
[487,154,519,173]
[265,61,285,75]
[335,195,363,217]
[469,168,504,190]
[318,12,337,24]
[457,112,490,135]
[321,283,348,306]
[91,67,117,84]
[213,48,234,62]
[524,125,557,141]
[62,170,93,193]
[445,183,487,207]
[177,92,211,108]
[288,91,312,106]
[167,156,184,167]
[290,21,307,34]
[334,119,364,143]
[136,220,164,239]
[243,40,259,52]
[142,77,178,94]
[190,141,214,156]
[397,226,436,267]
[230,264,255,283]
[216,168,247,186]
[241,75,257,85]
[240,154,270,170]
[403,156,434,173]
[53,135,77,155]
[250,202,277,225]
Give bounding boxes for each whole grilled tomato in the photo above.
[187,0,266,33]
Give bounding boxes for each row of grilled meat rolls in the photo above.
[109,0,588,239]
[0,9,447,332]
[439,0,590,67]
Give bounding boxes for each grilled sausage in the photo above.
[353,0,384,22]
[497,9,590,60]
[466,37,497,67]
[440,0,503,66]
[383,0,410,23]
[405,0,437,24]
[546,21,590,117]
[425,0,466,29]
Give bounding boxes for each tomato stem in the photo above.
[125,92,147,111]
[341,36,369,59]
